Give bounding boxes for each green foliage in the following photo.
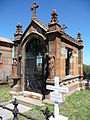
[83,64,90,78]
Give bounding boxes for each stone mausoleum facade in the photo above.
[0,37,13,81]
[12,2,84,98]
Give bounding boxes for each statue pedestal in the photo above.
[49,115,68,120]
[11,76,20,92]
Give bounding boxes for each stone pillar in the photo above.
[77,32,83,80]
[77,32,84,91]
[12,22,23,92]
[46,9,61,84]
[60,46,65,78]
[78,48,83,78]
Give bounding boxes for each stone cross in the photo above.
[31,1,39,18]
[62,24,67,32]
[46,76,68,120]
[51,9,58,23]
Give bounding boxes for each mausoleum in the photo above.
[0,37,13,82]
[12,2,84,99]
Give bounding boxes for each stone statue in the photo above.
[48,55,55,79]
[12,57,17,77]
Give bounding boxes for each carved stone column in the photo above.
[46,10,61,85]
[11,23,23,93]
[77,32,83,80]
[77,32,84,90]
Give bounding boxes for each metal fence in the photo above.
[0,98,37,120]
[0,98,53,120]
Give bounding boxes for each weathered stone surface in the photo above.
[12,2,83,97]
[0,37,13,81]
[23,91,43,100]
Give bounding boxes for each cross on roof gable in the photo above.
[31,1,39,18]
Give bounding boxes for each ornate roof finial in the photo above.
[31,1,39,18]
[62,24,67,32]
[16,22,23,34]
[51,9,58,23]
[77,32,81,40]
[17,22,21,26]
[77,32,83,45]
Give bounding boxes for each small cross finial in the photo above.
[31,1,39,18]
[16,22,23,34]
[51,9,58,23]
[62,24,67,32]
[77,32,81,40]
[77,32,83,43]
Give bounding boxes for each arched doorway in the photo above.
[24,38,45,93]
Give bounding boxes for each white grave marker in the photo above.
[46,76,68,120]
[50,92,63,103]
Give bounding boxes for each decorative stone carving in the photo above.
[48,55,55,79]
[51,9,58,23]
[12,57,18,77]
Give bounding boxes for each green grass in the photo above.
[10,90,90,120]
[0,86,12,103]
[1,87,90,120]
[60,90,90,120]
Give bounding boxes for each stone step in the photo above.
[43,99,54,105]
[23,91,43,100]
[13,95,44,107]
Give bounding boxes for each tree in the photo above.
[83,64,90,78]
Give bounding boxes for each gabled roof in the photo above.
[32,18,48,31]
[21,17,48,41]
[0,37,13,44]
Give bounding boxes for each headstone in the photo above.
[46,76,68,120]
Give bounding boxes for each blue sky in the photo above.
[0,0,90,65]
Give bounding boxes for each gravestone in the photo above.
[46,76,68,120]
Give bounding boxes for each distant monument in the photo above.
[0,37,13,82]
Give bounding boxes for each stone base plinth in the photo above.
[49,115,68,120]
[46,78,54,85]
[45,80,85,102]
[11,84,21,92]
[23,91,43,100]
[11,76,20,92]
[10,90,22,96]
[79,81,85,91]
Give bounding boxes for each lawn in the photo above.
[0,86,90,120]
[60,90,90,120]
[0,86,12,103]
[16,90,90,120]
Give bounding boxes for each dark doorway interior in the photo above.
[25,39,45,93]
